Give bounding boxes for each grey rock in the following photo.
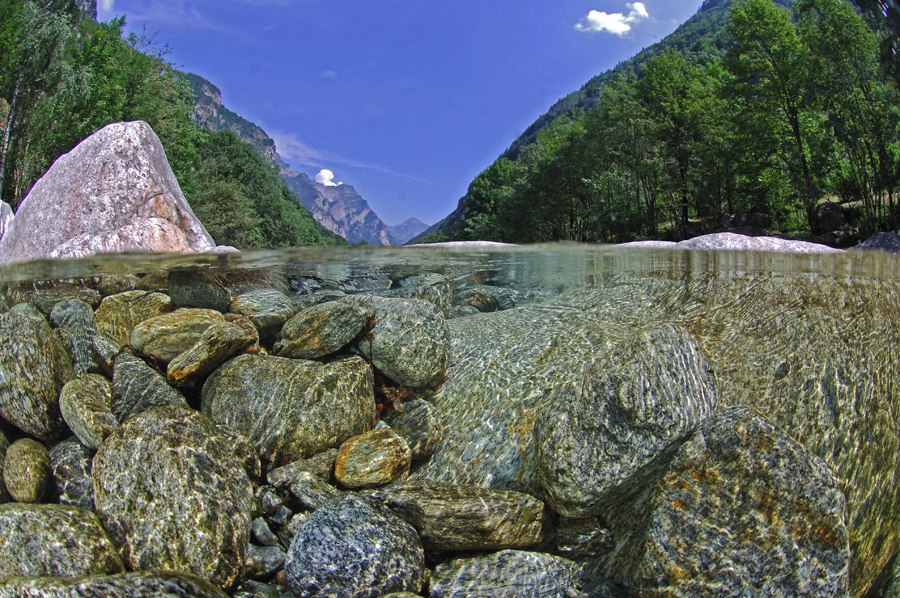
[267,449,337,487]
[91,334,121,377]
[288,471,343,510]
[269,504,293,528]
[216,424,263,483]
[49,438,94,510]
[445,305,479,318]
[59,374,118,449]
[230,288,296,342]
[454,286,500,312]
[202,354,375,468]
[245,544,286,580]
[0,201,12,241]
[131,308,225,365]
[351,296,450,389]
[94,290,172,347]
[111,352,188,421]
[314,264,393,292]
[0,121,216,264]
[92,406,253,589]
[251,517,279,547]
[7,301,44,318]
[273,298,372,360]
[430,550,579,598]
[3,438,51,503]
[0,312,74,440]
[95,274,139,296]
[49,299,98,375]
[335,428,411,489]
[367,481,544,552]
[168,270,232,312]
[628,407,850,596]
[382,399,442,461]
[232,579,279,598]
[0,432,7,503]
[167,320,258,388]
[0,571,227,598]
[855,231,900,254]
[535,324,717,518]
[256,486,287,517]
[285,495,425,597]
[0,503,123,578]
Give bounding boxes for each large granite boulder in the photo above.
[0,571,227,598]
[0,503,124,579]
[284,495,425,597]
[92,406,253,589]
[620,232,843,253]
[855,231,900,254]
[202,354,375,467]
[430,550,579,598]
[0,121,218,264]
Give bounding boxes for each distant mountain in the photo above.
[185,72,399,244]
[388,218,430,245]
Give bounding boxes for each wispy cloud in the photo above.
[575,2,650,36]
[112,1,228,33]
[270,131,428,183]
[99,0,115,12]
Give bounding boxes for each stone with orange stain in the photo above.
[167,320,259,388]
[334,428,411,489]
[273,299,372,360]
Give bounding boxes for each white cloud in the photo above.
[99,0,115,11]
[315,169,342,187]
[575,2,650,36]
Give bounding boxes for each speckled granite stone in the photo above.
[49,299,98,375]
[3,438,51,503]
[430,550,579,598]
[285,495,425,597]
[0,311,74,440]
[0,570,227,597]
[366,481,544,552]
[93,290,172,347]
[111,352,188,421]
[59,374,118,449]
[49,438,94,510]
[202,354,375,467]
[535,324,717,518]
[92,406,253,589]
[0,503,123,579]
[131,308,225,364]
[382,399,442,461]
[267,449,337,487]
[273,298,372,360]
[335,428,411,489]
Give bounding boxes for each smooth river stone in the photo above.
[285,495,425,597]
[59,374,118,449]
[49,438,94,510]
[382,399,442,461]
[0,312,74,440]
[366,481,544,552]
[288,471,343,510]
[202,354,375,468]
[267,449,338,487]
[131,308,225,364]
[0,571,228,598]
[629,407,850,596]
[0,503,124,579]
[230,288,295,342]
[167,320,258,388]
[335,428,411,489]
[92,406,253,589]
[93,290,172,347]
[49,299,98,375]
[430,550,579,598]
[351,296,450,389]
[273,298,372,360]
[535,324,718,518]
[111,352,188,421]
[3,438,51,503]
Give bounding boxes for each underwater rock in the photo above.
[59,374,118,449]
[49,438,94,510]
[382,399,442,461]
[92,406,253,589]
[93,290,172,347]
[111,352,188,421]
[554,517,613,559]
[267,449,337,488]
[366,481,545,552]
[284,495,425,597]
[245,544,285,580]
[335,428,411,489]
[3,438,51,503]
[351,296,450,389]
[4,281,101,315]
[0,311,74,440]
[251,517,279,547]
[167,320,258,388]
[429,550,579,598]
[0,503,123,579]
[216,424,263,483]
[535,324,717,518]
[287,471,343,510]
[0,570,228,598]
[273,298,372,360]
[230,288,296,342]
[202,354,375,468]
[91,334,121,377]
[49,299,98,375]
[131,308,225,364]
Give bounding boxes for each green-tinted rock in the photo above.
[0,570,227,598]
[273,299,372,360]
[4,280,101,314]
[168,270,232,312]
[287,471,343,510]
[351,296,449,389]
[3,438,51,503]
[0,312,74,440]
[59,374,117,449]
[430,550,579,598]
[131,308,225,364]
[0,503,123,579]
[335,428,411,489]
[111,352,188,422]
[267,449,337,487]
[91,334,121,377]
[167,320,258,388]
[93,290,171,347]
[245,544,285,580]
[93,406,253,589]
[216,424,262,483]
[383,399,442,461]
[49,299,98,375]
[367,481,544,551]
[202,354,375,468]
[95,274,138,296]
[230,288,295,342]
[49,438,94,510]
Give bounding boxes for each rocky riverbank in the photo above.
[0,251,897,597]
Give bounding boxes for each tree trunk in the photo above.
[0,75,21,204]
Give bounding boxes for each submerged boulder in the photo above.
[0,121,218,264]
[430,550,579,598]
[0,571,227,598]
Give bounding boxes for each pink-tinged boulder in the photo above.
[619,233,842,253]
[0,202,12,241]
[0,121,219,264]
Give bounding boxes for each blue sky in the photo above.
[98,1,704,226]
